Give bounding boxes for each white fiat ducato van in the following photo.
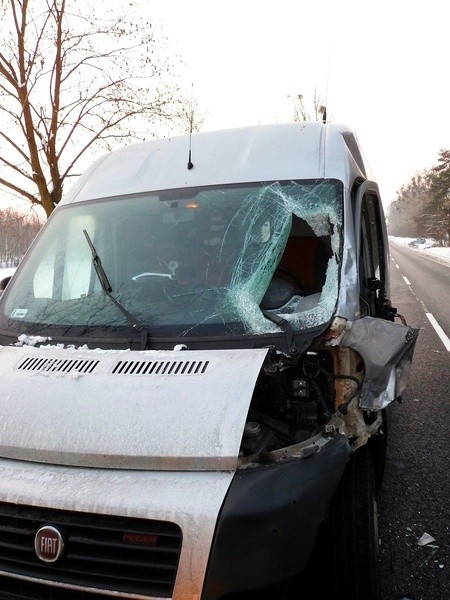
[0,122,418,600]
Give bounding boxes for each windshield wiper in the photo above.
[83,229,150,350]
[261,309,297,356]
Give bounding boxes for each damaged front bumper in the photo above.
[202,434,351,599]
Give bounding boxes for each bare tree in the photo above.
[290,89,326,123]
[178,97,206,135]
[0,0,185,217]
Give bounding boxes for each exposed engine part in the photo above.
[240,422,280,456]
[238,346,375,459]
[240,350,337,457]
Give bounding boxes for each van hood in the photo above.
[0,345,268,470]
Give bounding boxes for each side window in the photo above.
[359,194,387,317]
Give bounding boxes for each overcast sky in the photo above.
[149,0,449,208]
[1,0,448,213]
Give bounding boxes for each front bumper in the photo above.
[0,434,350,600]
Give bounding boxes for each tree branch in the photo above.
[0,175,38,204]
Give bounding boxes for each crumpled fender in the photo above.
[339,316,419,410]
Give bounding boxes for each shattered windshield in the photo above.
[1,180,343,340]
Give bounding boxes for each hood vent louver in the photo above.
[112,359,209,376]
[17,356,99,374]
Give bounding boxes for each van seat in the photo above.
[279,236,331,293]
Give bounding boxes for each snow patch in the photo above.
[390,237,450,266]
[15,334,51,347]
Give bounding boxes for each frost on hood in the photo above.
[225,181,342,334]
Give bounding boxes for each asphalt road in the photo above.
[390,244,450,340]
[378,245,450,600]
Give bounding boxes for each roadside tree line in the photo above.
[0,208,41,266]
[388,149,450,245]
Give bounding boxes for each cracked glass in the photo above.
[2,180,343,339]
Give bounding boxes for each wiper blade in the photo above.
[83,229,112,292]
[261,309,297,355]
[83,229,150,350]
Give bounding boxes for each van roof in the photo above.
[62,122,372,205]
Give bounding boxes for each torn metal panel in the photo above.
[326,345,364,411]
[335,188,361,321]
[328,397,383,446]
[339,316,420,410]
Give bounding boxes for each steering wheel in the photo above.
[131,272,172,281]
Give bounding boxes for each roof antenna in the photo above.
[187,83,194,170]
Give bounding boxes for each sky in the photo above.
[147,0,449,208]
[1,0,449,213]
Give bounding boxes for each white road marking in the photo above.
[426,313,450,352]
[403,276,411,285]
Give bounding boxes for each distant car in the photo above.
[408,237,428,248]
